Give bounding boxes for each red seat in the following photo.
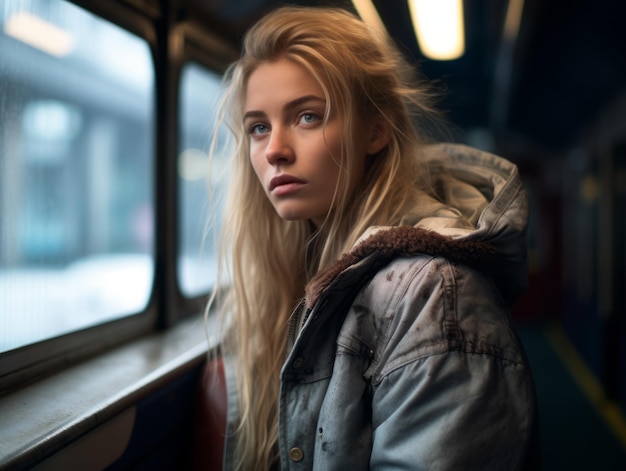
[194,357,227,471]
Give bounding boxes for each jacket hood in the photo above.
[305,143,529,308]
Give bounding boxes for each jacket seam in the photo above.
[372,343,529,386]
[367,256,437,378]
[441,259,461,342]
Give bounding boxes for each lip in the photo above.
[269,174,307,194]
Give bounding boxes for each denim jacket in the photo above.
[223,144,540,470]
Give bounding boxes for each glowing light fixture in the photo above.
[351,0,387,37]
[4,11,74,57]
[408,0,465,60]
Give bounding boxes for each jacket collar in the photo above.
[305,226,496,308]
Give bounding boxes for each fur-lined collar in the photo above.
[305,226,496,308]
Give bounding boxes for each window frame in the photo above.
[0,0,238,466]
[173,21,238,318]
[0,0,237,393]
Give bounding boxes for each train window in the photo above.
[178,63,229,297]
[0,0,154,352]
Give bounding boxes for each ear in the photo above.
[366,121,390,155]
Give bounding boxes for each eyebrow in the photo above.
[243,95,326,121]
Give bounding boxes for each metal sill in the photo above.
[0,314,218,470]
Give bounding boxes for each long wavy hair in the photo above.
[209,6,441,470]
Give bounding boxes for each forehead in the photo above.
[244,58,325,110]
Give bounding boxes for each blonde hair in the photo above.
[211,6,441,470]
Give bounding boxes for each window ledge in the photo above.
[0,314,217,470]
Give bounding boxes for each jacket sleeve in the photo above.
[365,258,538,470]
[370,350,537,470]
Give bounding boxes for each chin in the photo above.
[272,202,327,224]
[274,207,311,222]
[276,212,307,222]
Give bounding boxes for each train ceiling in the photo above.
[188,0,626,154]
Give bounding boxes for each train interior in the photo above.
[1,0,626,469]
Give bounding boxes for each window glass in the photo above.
[0,0,154,352]
[178,63,229,297]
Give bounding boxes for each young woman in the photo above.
[198,6,540,470]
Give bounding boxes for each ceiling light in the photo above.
[4,11,74,57]
[408,0,465,60]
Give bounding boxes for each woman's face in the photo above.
[244,58,370,227]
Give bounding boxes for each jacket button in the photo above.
[289,447,304,462]
[293,357,304,369]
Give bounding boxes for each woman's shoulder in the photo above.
[305,225,497,309]
[364,251,508,318]
[341,253,527,381]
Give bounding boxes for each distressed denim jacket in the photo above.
[223,144,540,470]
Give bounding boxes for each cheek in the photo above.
[324,133,348,180]
[319,133,343,170]
[248,146,265,180]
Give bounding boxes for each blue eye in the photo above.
[250,123,269,135]
[299,113,319,125]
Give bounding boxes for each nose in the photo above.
[265,127,295,165]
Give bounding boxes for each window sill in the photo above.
[0,313,218,470]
